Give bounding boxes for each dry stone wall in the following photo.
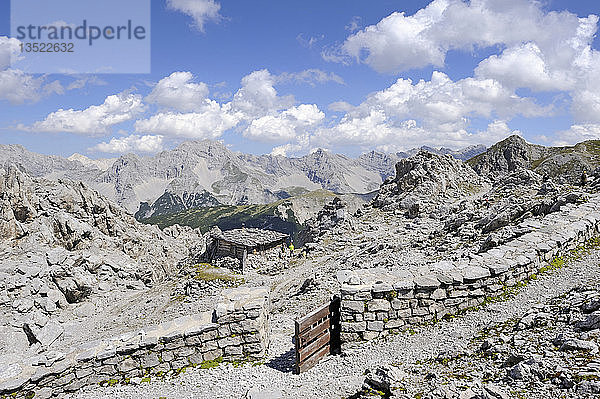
[338,196,600,341]
[0,287,270,399]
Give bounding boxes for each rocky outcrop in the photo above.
[297,197,348,246]
[468,135,545,179]
[468,135,600,184]
[373,151,487,214]
[0,165,207,368]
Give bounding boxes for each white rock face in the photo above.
[0,164,207,360]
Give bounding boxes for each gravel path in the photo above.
[69,249,600,399]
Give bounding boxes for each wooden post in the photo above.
[294,319,301,374]
[242,248,247,273]
[329,295,341,355]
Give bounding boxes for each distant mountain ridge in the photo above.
[0,141,487,218]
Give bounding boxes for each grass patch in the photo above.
[193,264,245,285]
[200,356,224,369]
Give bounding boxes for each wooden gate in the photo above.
[294,296,341,374]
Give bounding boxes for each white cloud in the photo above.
[570,49,600,123]
[91,135,164,154]
[230,69,294,120]
[244,104,324,142]
[134,101,240,139]
[271,142,307,157]
[334,0,597,75]
[66,76,107,91]
[145,71,210,111]
[474,42,574,92]
[553,124,600,146]
[277,69,345,86]
[337,2,448,72]
[323,0,600,149]
[135,70,331,143]
[311,71,542,151]
[42,80,65,96]
[362,71,545,129]
[296,34,324,49]
[345,16,362,33]
[167,0,221,32]
[0,36,21,70]
[0,69,45,104]
[329,101,355,112]
[28,92,146,135]
[475,120,521,146]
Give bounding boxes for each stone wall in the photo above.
[0,287,270,399]
[338,197,600,341]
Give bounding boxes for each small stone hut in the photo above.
[209,227,288,271]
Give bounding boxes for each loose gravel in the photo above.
[69,250,600,399]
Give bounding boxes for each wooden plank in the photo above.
[298,343,330,373]
[297,303,330,332]
[299,330,330,362]
[298,318,330,346]
[294,320,301,374]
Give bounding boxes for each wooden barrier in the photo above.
[294,296,341,374]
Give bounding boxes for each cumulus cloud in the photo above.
[27,92,146,135]
[0,36,21,70]
[475,120,521,145]
[334,0,594,74]
[553,124,600,146]
[167,0,222,32]
[321,0,600,147]
[328,101,355,113]
[277,69,345,86]
[474,42,574,92]
[0,69,46,104]
[145,71,210,111]
[312,71,541,151]
[230,69,294,120]
[338,2,448,72]
[134,101,240,139]
[0,37,47,104]
[244,104,324,142]
[91,135,164,154]
[356,71,545,129]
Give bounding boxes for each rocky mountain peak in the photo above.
[373,150,486,214]
[467,135,546,180]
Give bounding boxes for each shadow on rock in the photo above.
[265,348,295,373]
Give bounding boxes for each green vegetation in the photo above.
[193,264,244,285]
[200,356,224,369]
[139,189,341,244]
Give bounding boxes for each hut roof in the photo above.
[212,228,288,248]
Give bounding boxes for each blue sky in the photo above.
[0,0,599,158]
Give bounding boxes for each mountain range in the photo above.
[0,140,486,219]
